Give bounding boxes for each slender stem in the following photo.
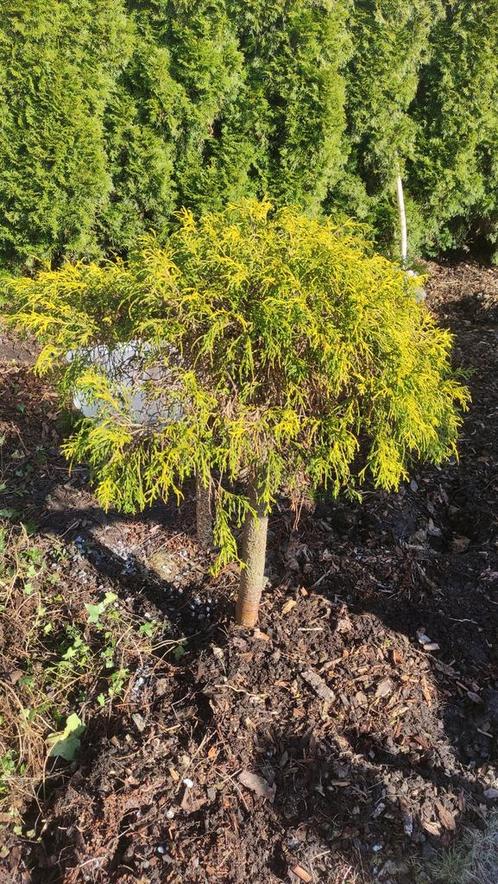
[196,473,213,548]
[396,172,408,266]
[235,479,269,627]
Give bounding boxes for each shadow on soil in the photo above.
[0,285,497,881]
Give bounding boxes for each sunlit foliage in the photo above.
[3,200,468,563]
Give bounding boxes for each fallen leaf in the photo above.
[421,818,441,836]
[238,770,276,802]
[291,864,312,883]
[392,649,403,665]
[181,789,207,813]
[9,669,23,684]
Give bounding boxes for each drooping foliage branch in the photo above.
[0,0,496,270]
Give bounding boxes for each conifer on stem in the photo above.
[3,199,469,627]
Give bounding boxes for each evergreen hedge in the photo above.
[0,0,496,269]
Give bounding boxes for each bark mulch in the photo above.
[0,261,497,883]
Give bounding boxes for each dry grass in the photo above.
[417,813,498,883]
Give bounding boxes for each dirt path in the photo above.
[0,261,497,883]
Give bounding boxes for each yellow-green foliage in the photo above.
[3,200,468,564]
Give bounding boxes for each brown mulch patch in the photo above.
[0,261,497,883]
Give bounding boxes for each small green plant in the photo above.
[47,713,86,762]
[0,523,171,827]
[3,199,469,626]
[85,591,118,625]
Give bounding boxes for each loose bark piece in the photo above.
[291,865,312,883]
[238,770,276,802]
[301,668,335,702]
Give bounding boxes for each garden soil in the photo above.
[0,261,497,883]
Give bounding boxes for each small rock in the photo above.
[484,788,498,800]
[452,535,470,553]
[238,770,276,802]
[416,629,432,645]
[132,713,146,732]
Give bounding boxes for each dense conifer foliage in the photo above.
[342,0,444,252]
[3,199,469,624]
[0,0,496,268]
[411,0,498,256]
[0,0,131,269]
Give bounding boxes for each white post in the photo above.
[396,173,408,266]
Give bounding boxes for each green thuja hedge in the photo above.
[410,0,498,256]
[0,0,131,270]
[0,0,496,269]
[341,0,444,254]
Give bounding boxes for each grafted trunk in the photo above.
[196,474,213,548]
[235,480,269,627]
[396,172,408,265]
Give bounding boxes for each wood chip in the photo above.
[421,818,441,836]
[375,677,393,699]
[291,865,312,883]
[452,535,470,553]
[436,801,456,830]
[253,628,271,641]
[301,667,335,702]
[238,770,276,802]
[282,598,297,615]
[421,676,433,706]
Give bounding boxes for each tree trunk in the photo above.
[196,474,213,548]
[235,480,269,627]
[396,172,408,266]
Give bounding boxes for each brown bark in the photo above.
[235,480,269,627]
[196,474,213,548]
